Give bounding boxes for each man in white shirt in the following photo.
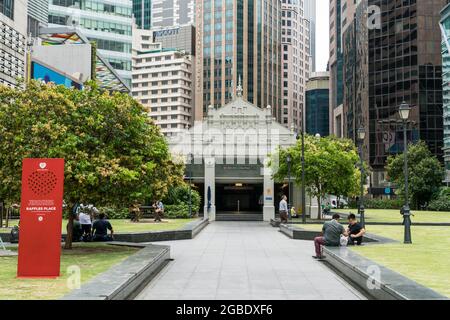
[78,206,92,241]
[279,195,288,223]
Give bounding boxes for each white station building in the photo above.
[169,82,317,222]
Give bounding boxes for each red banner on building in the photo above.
[17,158,65,278]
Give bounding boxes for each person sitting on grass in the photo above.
[71,215,83,242]
[313,213,348,259]
[92,213,114,242]
[347,214,366,246]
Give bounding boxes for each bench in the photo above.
[322,246,447,300]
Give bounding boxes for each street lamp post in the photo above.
[357,127,366,228]
[187,153,194,218]
[286,154,292,219]
[399,102,412,244]
[301,125,306,224]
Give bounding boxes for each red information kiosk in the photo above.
[17,158,65,278]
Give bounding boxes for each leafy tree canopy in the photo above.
[387,140,443,209]
[0,80,184,208]
[271,135,364,216]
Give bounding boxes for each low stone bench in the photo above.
[279,224,447,300]
[279,224,396,243]
[62,243,170,300]
[322,246,448,300]
[0,218,209,244]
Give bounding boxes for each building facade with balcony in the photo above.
[0,0,27,87]
[132,28,195,137]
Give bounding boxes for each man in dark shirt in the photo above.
[347,214,365,245]
[92,213,114,241]
[313,214,347,259]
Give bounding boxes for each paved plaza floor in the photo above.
[136,222,365,300]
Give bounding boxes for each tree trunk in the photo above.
[317,196,322,220]
[64,210,74,250]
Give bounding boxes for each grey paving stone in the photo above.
[135,222,365,300]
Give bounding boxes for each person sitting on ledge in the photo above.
[92,213,114,242]
[347,214,366,246]
[313,213,348,259]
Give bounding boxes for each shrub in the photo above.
[428,198,450,211]
[64,206,129,219]
[98,207,130,219]
[163,185,201,214]
[164,204,195,219]
[349,198,403,210]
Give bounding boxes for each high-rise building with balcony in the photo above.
[195,0,282,121]
[1,0,27,87]
[48,0,133,86]
[281,0,310,130]
[132,27,195,137]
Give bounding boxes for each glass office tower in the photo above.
[132,0,151,29]
[306,72,330,137]
[342,0,446,195]
[195,0,282,120]
[440,2,450,180]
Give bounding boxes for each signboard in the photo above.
[31,61,83,90]
[384,187,392,195]
[17,159,65,278]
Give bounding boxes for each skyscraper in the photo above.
[132,27,195,137]
[304,0,316,72]
[28,0,48,36]
[281,0,310,130]
[343,0,446,196]
[48,0,133,86]
[329,0,357,138]
[152,0,195,28]
[1,0,27,87]
[132,0,152,29]
[195,0,282,121]
[441,2,450,182]
[306,72,330,137]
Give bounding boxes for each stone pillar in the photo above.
[262,159,275,222]
[204,157,216,221]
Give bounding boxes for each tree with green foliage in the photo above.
[0,80,184,248]
[387,141,444,210]
[271,135,362,219]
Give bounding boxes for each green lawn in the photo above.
[1,218,197,234]
[0,243,138,300]
[296,223,450,298]
[335,208,450,224]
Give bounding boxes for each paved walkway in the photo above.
[136,222,364,300]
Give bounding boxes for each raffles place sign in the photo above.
[17,158,65,278]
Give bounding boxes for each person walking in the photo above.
[153,200,164,222]
[279,195,288,223]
